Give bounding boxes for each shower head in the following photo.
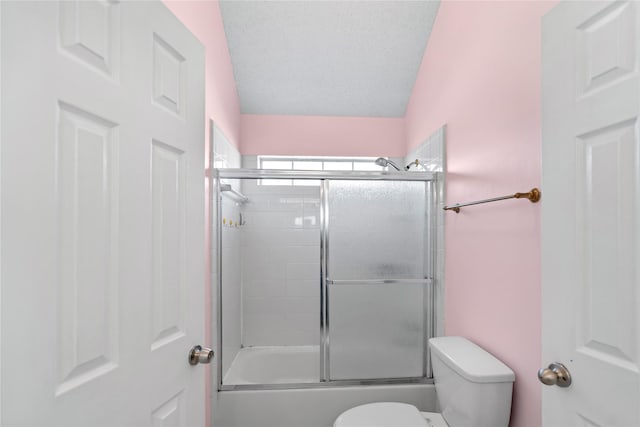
[374,157,401,171]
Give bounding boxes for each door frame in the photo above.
[0,3,3,420]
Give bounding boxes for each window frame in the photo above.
[257,155,386,186]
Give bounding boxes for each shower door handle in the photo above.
[189,345,214,365]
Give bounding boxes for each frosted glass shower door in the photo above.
[326,180,430,380]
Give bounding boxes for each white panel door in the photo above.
[542,1,639,425]
[1,1,206,425]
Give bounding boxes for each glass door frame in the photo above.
[215,169,438,391]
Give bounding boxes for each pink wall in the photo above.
[405,2,557,426]
[165,1,557,426]
[241,115,406,157]
[162,2,240,426]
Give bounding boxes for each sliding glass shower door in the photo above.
[215,169,436,390]
[323,180,431,381]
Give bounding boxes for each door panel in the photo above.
[56,103,120,397]
[328,282,425,380]
[542,1,639,425]
[326,180,429,380]
[1,1,205,425]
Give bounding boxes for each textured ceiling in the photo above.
[219,1,441,117]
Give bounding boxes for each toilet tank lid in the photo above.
[429,336,515,383]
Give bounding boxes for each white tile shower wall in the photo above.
[404,126,445,173]
[213,124,241,169]
[240,156,320,346]
[212,123,242,376]
[220,201,242,376]
[405,126,446,337]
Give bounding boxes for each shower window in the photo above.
[214,168,438,390]
[258,156,386,186]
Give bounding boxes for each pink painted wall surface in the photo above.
[163,1,558,426]
[240,114,406,157]
[405,2,557,426]
[163,2,240,426]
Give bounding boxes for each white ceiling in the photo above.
[219,1,441,117]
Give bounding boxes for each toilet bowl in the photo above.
[333,337,515,427]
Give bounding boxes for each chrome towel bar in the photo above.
[326,278,432,286]
[220,183,248,204]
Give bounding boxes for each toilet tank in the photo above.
[429,337,515,427]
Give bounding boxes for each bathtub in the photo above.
[223,346,320,384]
[215,345,437,427]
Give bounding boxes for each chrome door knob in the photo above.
[538,362,571,387]
[189,345,214,365]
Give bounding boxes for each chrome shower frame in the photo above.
[214,168,440,392]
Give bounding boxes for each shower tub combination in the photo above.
[212,168,440,427]
[223,345,319,385]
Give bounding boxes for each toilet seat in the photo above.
[333,402,448,427]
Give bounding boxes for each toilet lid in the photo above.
[334,402,429,427]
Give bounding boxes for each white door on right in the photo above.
[542,1,639,426]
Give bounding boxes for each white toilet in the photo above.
[333,336,515,427]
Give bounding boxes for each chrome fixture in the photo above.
[406,159,420,170]
[189,345,214,365]
[327,278,432,286]
[374,157,401,171]
[375,157,420,171]
[220,183,249,204]
[538,362,571,387]
[216,169,435,181]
